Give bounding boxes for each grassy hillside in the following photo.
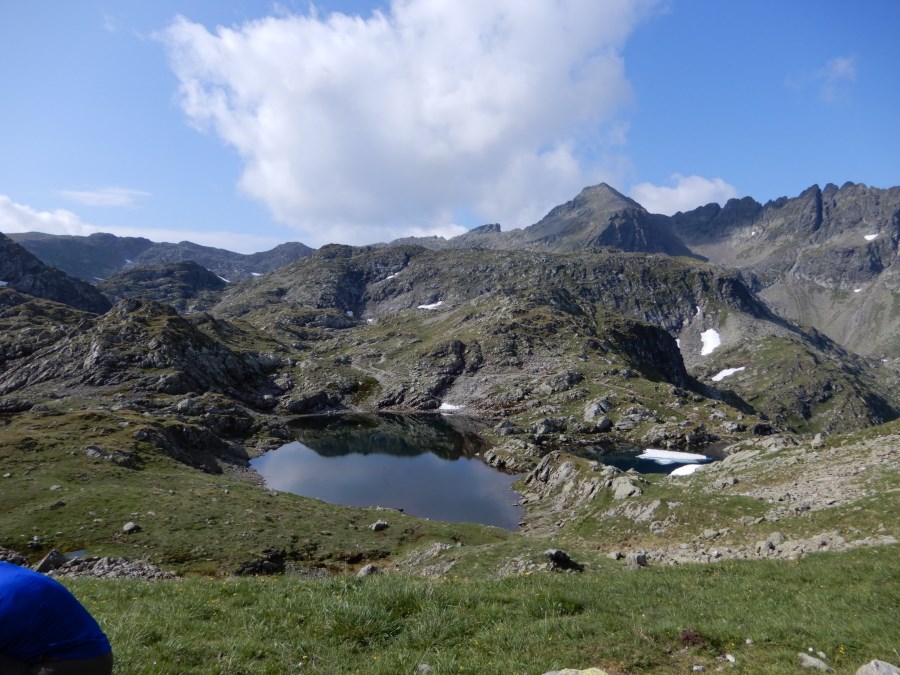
[68,546,898,674]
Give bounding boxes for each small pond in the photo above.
[251,413,523,530]
[599,447,724,475]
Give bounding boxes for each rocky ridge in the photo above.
[8,231,314,283]
[97,259,226,313]
[672,182,900,360]
[391,183,696,258]
[0,233,111,314]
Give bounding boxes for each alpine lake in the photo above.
[251,413,723,530]
[251,413,525,530]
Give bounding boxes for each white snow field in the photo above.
[700,329,721,355]
[638,449,709,465]
[711,366,746,382]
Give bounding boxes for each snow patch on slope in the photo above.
[700,329,721,355]
[711,366,745,382]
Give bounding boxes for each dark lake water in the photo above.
[251,413,523,530]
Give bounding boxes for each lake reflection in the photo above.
[251,414,523,530]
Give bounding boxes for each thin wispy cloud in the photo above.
[60,187,151,208]
[160,0,659,246]
[817,55,857,102]
[785,54,857,103]
[101,13,119,34]
[630,174,738,215]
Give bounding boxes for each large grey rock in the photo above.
[611,477,642,500]
[625,551,647,567]
[856,660,900,675]
[798,652,835,672]
[356,564,379,577]
[34,549,67,573]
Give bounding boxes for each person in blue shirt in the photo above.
[0,561,113,674]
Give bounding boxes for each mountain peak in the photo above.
[574,183,643,211]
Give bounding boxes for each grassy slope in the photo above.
[68,546,898,674]
[0,408,512,574]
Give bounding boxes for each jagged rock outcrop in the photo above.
[0,232,111,313]
[0,298,280,408]
[672,182,900,359]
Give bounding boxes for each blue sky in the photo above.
[1,1,898,251]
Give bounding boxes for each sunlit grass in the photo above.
[69,545,898,674]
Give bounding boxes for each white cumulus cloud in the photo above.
[0,195,94,236]
[629,174,738,215]
[0,194,281,253]
[60,187,151,207]
[160,0,658,246]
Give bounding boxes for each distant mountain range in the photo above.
[6,232,314,283]
[3,181,898,364]
[1,180,898,446]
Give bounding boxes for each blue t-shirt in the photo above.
[0,561,111,663]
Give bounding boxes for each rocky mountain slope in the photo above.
[97,260,226,313]
[0,233,111,313]
[213,244,897,434]
[134,240,314,282]
[671,182,900,360]
[8,231,314,282]
[5,232,155,281]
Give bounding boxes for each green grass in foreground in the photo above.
[67,546,898,674]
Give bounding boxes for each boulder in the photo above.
[594,416,612,432]
[856,661,900,675]
[625,551,647,567]
[611,477,642,500]
[543,549,582,571]
[34,549,67,573]
[370,520,389,532]
[356,564,380,577]
[798,653,834,672]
